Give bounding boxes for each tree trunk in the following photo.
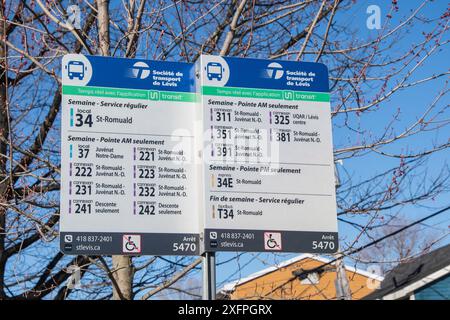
[97,0,110,56]
[112,255,133,300]
[95,0,133,300]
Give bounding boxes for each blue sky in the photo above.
[93,1,450,297]
[210,1,450,291]
[4,0,448,299]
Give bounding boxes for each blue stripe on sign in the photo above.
[84,55,196,93]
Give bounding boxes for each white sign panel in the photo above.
[60,54,199,255]
[198,55,338,253]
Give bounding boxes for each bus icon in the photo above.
[206,62,224,81]
[66,60,86,80]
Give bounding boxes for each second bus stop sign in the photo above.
[198,55,339,253]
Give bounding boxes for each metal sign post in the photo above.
[202,252,216,300]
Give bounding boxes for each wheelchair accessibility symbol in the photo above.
[264,232,282,250]
[123,235,141,253]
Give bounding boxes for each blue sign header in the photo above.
[62,55,330,94]
[62,54,195,93]
[201,55,330,93]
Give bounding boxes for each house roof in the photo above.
[219,253,384,294]
[364,244,450,300]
